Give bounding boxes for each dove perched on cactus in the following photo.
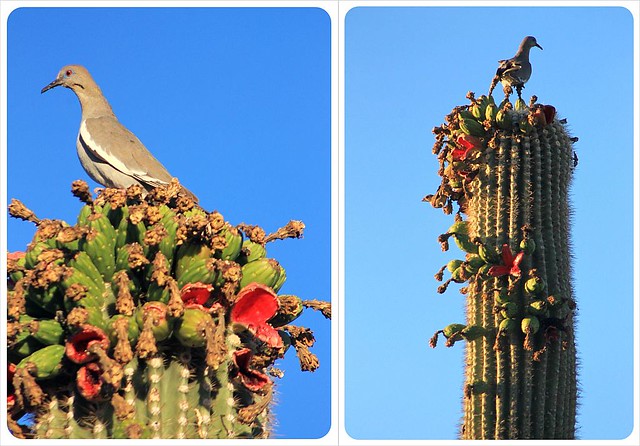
[41,65,198,201]
[488,36,543,100]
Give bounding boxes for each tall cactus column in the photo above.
[426,93,578,439]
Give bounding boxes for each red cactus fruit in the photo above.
[488,244,525,278]
[65,325,110,364]
[231,282,283,348]
[232,348,270,391]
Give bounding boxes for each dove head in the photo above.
[521,36,543,51]
[41,65,114,118]
[41,65,99,94]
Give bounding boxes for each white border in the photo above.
[0,1,339,445]
[2,0,639,445]
[338,1,639,445]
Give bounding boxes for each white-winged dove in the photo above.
[488,36,543,99]
[41,65,197,201]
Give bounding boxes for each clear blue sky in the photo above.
[4,7,331,439]
[346,6,636,441]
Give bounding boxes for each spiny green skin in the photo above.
[7,183,327,439]
[428,94,577,439]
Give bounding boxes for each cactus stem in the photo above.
[302,299,332,319]
[264,220,305,243]
[429,96,577,439]
[71,180,94,205]
[8,198,41,224]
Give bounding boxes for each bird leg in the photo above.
[515,84,525,100]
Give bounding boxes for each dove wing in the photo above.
[79,116,173,187]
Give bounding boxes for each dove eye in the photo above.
[65,70,73,77]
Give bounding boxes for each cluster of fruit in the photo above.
[7,179,330,439]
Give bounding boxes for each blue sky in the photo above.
[346,5,636,440]
[4,7,331,439]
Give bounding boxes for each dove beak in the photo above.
[41,78,62,94]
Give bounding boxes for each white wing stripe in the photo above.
[79,120,148,179]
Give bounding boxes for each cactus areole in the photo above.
[426,93,578,439]
[6,179,330,439]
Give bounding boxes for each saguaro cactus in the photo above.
[426,93,578,439]
[7,180,330,439]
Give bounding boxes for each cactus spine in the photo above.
[427,93,578,439]
[7,180,330,439]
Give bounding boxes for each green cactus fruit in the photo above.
[525,276,546,295]
[447,259,464,273]
[237,240,267,265]
[61,267,105,310]
[515,98,528,112]
[136,302,172,341]
[520,238,536,255]
[26,284,65,315]
[443,323,466,341]
[498,317,518,334]
[240,258,283,290]
[78,212,117,282]
[464,254,485,274]
[485,103,498,122]
[269,295,304,327]
[453,234,478,255]
[174,307,213,348]
[69,251,106,291]
[447,221,478,254]
[470,102,484,120]
[8,254,26,283]
[272,264,287,292]
[521,316,540,335]
[115,206,145,250]
[527,300,548,316]
[497,97,511,109]
[77,204,93,226]
[17,344,66,379]
[54,225,82,251]
[157,206,179,267]
[451,266,469,283]
[461,325,486,341]
[29,319,64,346]
[175,242,212,281]
[495,108,512,130]
[12,336,45,359]
[478,243,500,264]
[216,224,244,261]
[460,118,485,137]
[101,202,126,229]
[178,260,219,289]
[25,241,49,269]
[458,110,476,121]
[477,263,492,278]
[447,220,468,236]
